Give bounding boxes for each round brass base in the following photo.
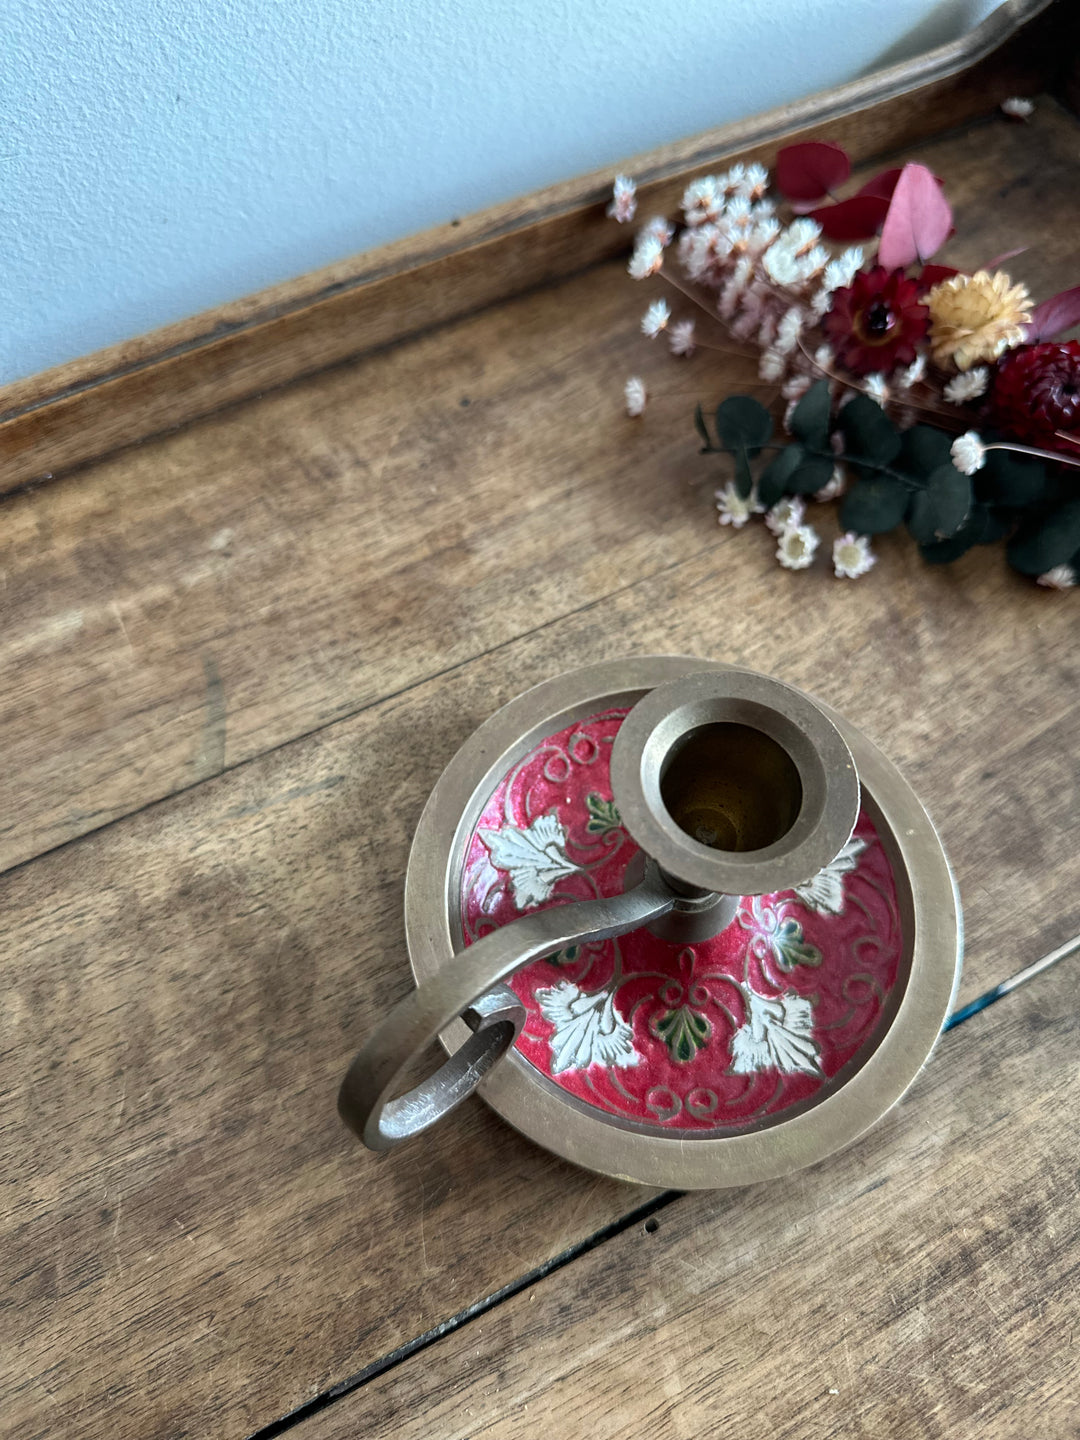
[405,657,962,1189]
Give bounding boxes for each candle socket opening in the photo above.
[660,722,803,855]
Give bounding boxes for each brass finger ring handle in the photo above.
[337,869,678,1149]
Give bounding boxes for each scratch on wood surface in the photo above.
[191,654,226,781]
[109,601,135,660]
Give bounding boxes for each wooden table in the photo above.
[2,7,1078,1436]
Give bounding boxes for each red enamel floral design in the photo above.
[460,710,903,1131]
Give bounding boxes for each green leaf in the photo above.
[716,396,773,454]
[733,450,754,499]
[838,395,901,470]
[549,944,582,968]
[693,403,712,452]
[788,379,832,448]
[840,475,909,534]
[788,456,835,494]
[769,918,823,972]
[919,503,1002,563]
[906,463,972,544]
[1007,499,1080,575]
[757,443,806,507]
[654,1005,711,1064]
[585,793,622,836]
[897,424,954,478]
[978,449,1048,508]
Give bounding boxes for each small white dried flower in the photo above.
[944,367,989,404]
[720,163,747,195]
[809,286,834,319]
[832,531,876,579]
[1001,96,1035,120]
[668,319,696,356]
[763,241,803,287]
[744,163,769,199]
[682,176,724,227]
[812,343,835,373]
[786,218,823,252]
[628,233,665,280]
[747,218,780,254]
[897,354,927,389]
[624,376,647,416]
[776,522,820,570]
[759,347,786,382]
[765,496,806,535]
[715,481,754,529]
[781,374,812,403]
[757,312,778,349]
[1036,564,1077,589]
[815,464,847,502]
[823,246,864,293]
[641,298,671,338]
[799,245,831,282]
[718,274,743,320]
[951,431,987,475]
[864,373,890,406]
[642,214,674,247]
[775,306,805,356]
[608,174,637,223]
[726,195,753,228]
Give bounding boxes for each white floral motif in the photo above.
[537,982,641,1074]
[730,988,822,1076]
[792,834,868,915]
[479,813,579,910]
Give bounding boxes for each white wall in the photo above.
[0,0,1002,383]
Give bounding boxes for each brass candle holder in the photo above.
[338,658,961,1188]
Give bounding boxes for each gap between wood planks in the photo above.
[242,946,1077,1440]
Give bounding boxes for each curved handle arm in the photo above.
[338,869,677,1150]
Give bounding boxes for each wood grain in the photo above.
[1,519,1078,1438]
[0,0,1060,493]
[302,960,1080,1440]
[2,102,1079,881]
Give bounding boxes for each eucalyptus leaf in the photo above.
[788,380,832,448]
[906,464,971,543]
[1007,499,1080,575]
[839,396,901,471]
[757,444,805,507]
[978,449,1047,508]
[920,503,1003,563]
[897,424,954,478]
[716,396,773,454]
[788,456,835,494]
[734,451,754,499]
[840,475,909,534]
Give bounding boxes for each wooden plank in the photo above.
[2,101,1079,879]
[0,0,1060,493]
[296,958,1080,1440]
[1,536,1078,1439]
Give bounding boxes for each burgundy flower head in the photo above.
[824,265,929,377]
[988,341,1080,456]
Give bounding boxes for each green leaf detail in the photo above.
[906,463,972,544]
[919,503,997,563]
[770,918,823,972]
[655,1005,711,1063]
[585,793,622,836]
[979,449,1048,508]
[840,475,910,534]
[897,423,955,478]
[716,396,772,497]
[757,444,806,507]
[788,379,832,448]
[839,396,901,471]
[1007,499,1080,575]
[548,944,582,968]
[788,455,835,494]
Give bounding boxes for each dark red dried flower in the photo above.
[988,341,1080,455]
[824,265,929,376]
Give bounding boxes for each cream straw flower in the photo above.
[607,174,637,223]
[1036,565,1076,589]
[765,496,805,535]
[668,319,696,356]
[943,367,989,404]
[832,532,876,579]
[641,299,671,338]
[776,523,820,570]
[927,270,1032,371]
[951,431,986,475]
[624,376,647,416]
[716,481,754,528]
